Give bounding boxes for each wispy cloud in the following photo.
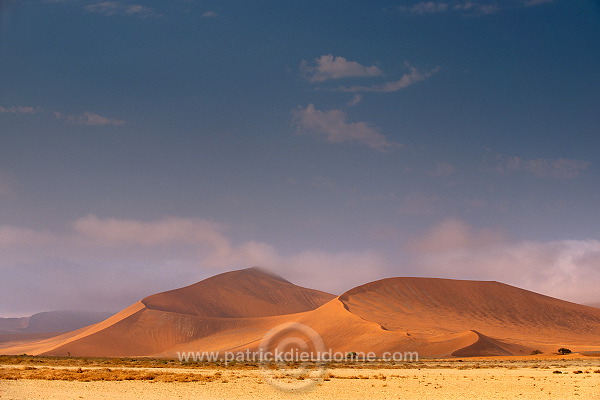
[300,54,383,83]
[54,111,126,126]
[399,1,550,16]
[399,1,449,14]
[201,11,218,18]
[399,1,495,15]
[406,218,600,304]
[0,215,386,314]
[0,106,41,114]
[84,1,154,17]
[0,104,126,126]
[453,1,499,15]
[496,156,590,179]
[292,104,402,151]
[336,66,439,93]
[124,4,153,16]
[524,0,553,6]
[84,1,118,15]
[347,94,363,106]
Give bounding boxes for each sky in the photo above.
[1,0,599,316]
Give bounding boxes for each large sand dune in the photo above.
[1,268,600,358]
[338,277,600,350]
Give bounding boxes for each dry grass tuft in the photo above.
[0,366,220,383]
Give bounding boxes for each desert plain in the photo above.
[1,355,600,400]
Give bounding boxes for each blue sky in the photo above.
[1,0,599,315]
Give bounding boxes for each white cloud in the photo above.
[84,1,154,17]
[337,66,439,93]
[292,104,402,151]
[0,106,41,114]
[407,218,507,252]
[405,218,600,304]
[497,156,590,179]
[399,1,449,14]
[71,215,226,247]
[84,1,119,15]
[300,54,383,83]
[399,1,508,16]
[453,2,500,14]
[124,4,153,16]
[55,111,126,126]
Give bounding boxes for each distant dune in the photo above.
[0,310,113,334]
[0,310,114,350]
[0,317,29,333]
[1,268,599,358]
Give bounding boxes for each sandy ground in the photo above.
[1,361,600,400]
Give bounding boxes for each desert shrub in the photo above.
[530,350,543,355]
[557,348,572,355]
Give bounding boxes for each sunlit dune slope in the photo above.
[142,267,334,317]
[338,277,600,347]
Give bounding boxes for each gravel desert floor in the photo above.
[1,358,599,400]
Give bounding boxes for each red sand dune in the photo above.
[142,267,334,318]
[338,277,600,350]
[1,268,600,358]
